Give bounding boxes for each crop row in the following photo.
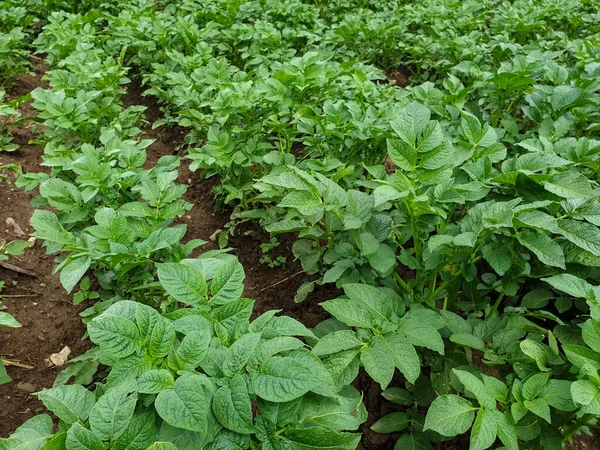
[1,0,600,449]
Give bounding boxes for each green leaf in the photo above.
[524,398,551,423]
[148,443,178,450]
[0,415,54,449]
[360,335,396,389]
[393,433,432,450]
[482,242,512,276]
[470,409,498,450]
[370,412,409,433]
[223,332,262,376]
[175,330,211,369]
[210,259,244,305]
[521,340,550,371]
[89,384,137,443]
[155,375,208,433]
[398,317,444,355]
[137,370,174,394]
[558,219,600,256]
[212,374,254,434]
[253,356,315,402]
[582,320,600,353]
[60,256,91,293]
[279,191,323,216]
[571,380,600,415]
[157,263,208,307]
[542,274,595,300]
[452,370,495,410]
[450,333,485,350]
[37,385,95,425]
[517,231,565,269]
[494,411,518,450]
[113,411,157,450]
[387,139,416,171]
[384,332,420,384]
[543,172,593,199]
[88,316,140,358]
[423,395,475,437]
[65,423,105,450]
[0,312,20,328]
[313,331,364,356]
[282,427,360,450]
[30,210,72,245]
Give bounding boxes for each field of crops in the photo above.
[1,0,600,449]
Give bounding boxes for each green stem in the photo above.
[488,292,505,317]
[562,414,594,442]
[393,271,410,294]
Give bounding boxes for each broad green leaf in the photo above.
[543,172,593,199]
[253,356,315,402]
[494,411,518,450]
[524,398,551,423]
[137,370,174,394]
[223,332,262,376]
[175,330,211,369]
[482,242,512,276]
[398,317,444,355]
[37,385,95,425]
[88,316,140,358]
[65,423,104,450]
[450,333,485,350]
[517,231,565,269]
[521,340,550,371]
[210,259,244,305]
[423,395,475,437]
[0,415,53,450]
[60,256,91,293]
[558,219,600,256]
[470,409,498,450]
[212,374,254,434]
[282,427,360,450]
[582,320,600,353]
[384,332,420,384]
[453,370,495,410]
[30,210,72,246]
[148,444,178,450]
[313,331,364,356]
[89,385,137,442]
[393,433,432,450]
[543,273,596,300]
[157,263,208,307]
[571,380,600,414]
[279,191,323,216]
[113,412,157,450]
[0,312,20,328]
[360,336,396,389]
[370,412,409,433]
[155,375,208,433]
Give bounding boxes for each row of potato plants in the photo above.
[1,8,367,450]
[2,0,600,449]
[89,0,600,448]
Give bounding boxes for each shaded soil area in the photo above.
[2,68,600,450]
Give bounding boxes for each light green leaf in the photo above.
[65,423,104,450]
[313,331,364,356]
[88,316,140,358]
[517,230,565,269]
[137,370,174,394]
[370,412,409,433]
[253,356,315,402]
[157,263,208,307]
[37,385,95,425]
[470,409,498,450]
[423,395,475,437]
[384,333,420,384]
[155,375,208,433]
[0,312,20,328]
[210,259,245,305]
[360,336,396,390]
[89,384,137,442]
[452,370,495,410]
[212,374,254,434]
[558,219,600,256]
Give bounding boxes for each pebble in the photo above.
[39,283,46,287]
[16,382,37,393]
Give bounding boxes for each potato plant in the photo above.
[2,0,600,449]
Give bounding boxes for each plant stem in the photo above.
[488,292,505,317]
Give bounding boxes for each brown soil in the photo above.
[1,68,599,450]
[0,63,89,437]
